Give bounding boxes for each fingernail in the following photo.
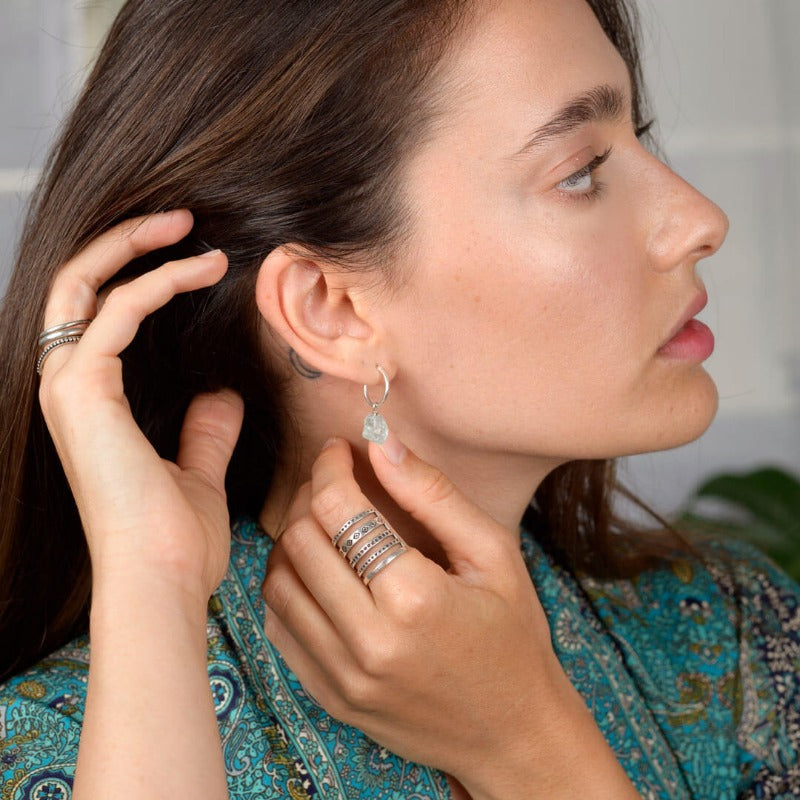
[321,437,339,450]
[379,430,407,466]
[200,248,222,258]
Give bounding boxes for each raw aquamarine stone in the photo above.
[362,412,388,444]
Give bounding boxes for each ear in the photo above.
[255,246,387,382]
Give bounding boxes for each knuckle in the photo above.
[310,483,349,523]
[318,692,348,722]
[157,258,182,277]
[102,284,130,309]
[354,635,397,679]
[283,517,312,543]
[387,582,433,624]
[377,556,437,621]
[43,372,68,406]
[336,669,374,711]
[300,678,335,715]
[54,271,86,298]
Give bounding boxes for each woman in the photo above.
[0,0,798,797]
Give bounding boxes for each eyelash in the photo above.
[556,119,655,204]
[557,146,613,203]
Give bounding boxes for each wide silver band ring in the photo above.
[356,537,404,577]
[333,508,407,586]
[363,548,406,586]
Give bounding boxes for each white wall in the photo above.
[0,0,122,288]
[1,1,798,514]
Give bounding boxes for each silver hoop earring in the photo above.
[362,365,390,444]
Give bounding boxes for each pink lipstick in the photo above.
[657,291,714,361]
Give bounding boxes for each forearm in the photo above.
[74,573,227,800]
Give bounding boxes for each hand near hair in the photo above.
[36,210,241,799]
[38,210,241,601]
[262,437,641,800]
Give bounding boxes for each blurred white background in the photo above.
[1,0,798,516]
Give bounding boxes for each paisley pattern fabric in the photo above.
[2,514,799,799]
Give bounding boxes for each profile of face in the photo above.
[352,0,730,468]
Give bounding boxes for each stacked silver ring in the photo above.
[36,319,92,375]
[334,508,407,586]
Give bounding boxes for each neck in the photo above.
[259,389,564,567]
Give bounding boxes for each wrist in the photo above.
[90,567,210,636]
[457,665,640,800]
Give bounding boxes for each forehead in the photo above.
[435,0,631,139]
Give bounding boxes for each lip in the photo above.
[659,289,708,349]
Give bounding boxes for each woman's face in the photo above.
[376,0,729,464]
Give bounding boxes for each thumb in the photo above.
[176,388,245,492]
[367,430,515,576]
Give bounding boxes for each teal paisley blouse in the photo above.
[2,514,799,799]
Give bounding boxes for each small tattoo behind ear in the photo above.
[289,348,323,380]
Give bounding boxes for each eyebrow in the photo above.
[514,84,628,156]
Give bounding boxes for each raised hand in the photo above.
[37,209,243,602]
[261,437,638,800]
[36,209,242,799]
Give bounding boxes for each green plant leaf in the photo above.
[690,467,800,536]
[780,552,800,584]
[676,466,800,578]
[676,511,797,561]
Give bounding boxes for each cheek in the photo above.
[486,223,647,385]
[396,226,645,410]
[391,158,655,434]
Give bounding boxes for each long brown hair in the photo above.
[0,0,697,683]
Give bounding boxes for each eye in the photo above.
[556,146,612,201]
[558,169,593,193]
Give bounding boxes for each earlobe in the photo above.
[254,246,378,380]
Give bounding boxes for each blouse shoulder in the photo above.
[578,534,800,799]
[694,536,800,797]
[0,635,88,799]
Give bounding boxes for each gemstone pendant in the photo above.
[362,411,389,444]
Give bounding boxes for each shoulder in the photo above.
[580,533,800,649]
[581,535,800,795]
[693,537,800,792]
[0,635,88,799]
[692,534,800,612]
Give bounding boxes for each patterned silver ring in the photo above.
[333,509,377,548]
[348,529,392,566]
[332,508,408,586]
[356,537,405,578]
[338,518,382,558]
[36,336,84,375]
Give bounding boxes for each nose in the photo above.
[644,158,729,272]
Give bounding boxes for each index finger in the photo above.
[43,209,193,330]
[310,438,376,543]
[310,438,414,591]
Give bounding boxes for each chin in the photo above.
[603,368,720,458]
[646,368,720,453]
